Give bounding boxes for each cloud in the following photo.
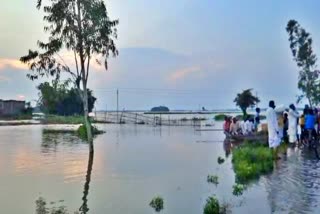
[168,66,202,82]
[16,94,26,101]
[0,58,27,71]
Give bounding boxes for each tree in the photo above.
[286,20,320,107]
[234,89,260,117]
[20,0,118,152]
[37,80,96,116]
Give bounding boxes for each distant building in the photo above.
[0,99,25,116]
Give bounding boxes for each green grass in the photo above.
[235,114,266,120]
[232,142,274,183]
[214,114,229,121]
[0,114,33,120]
[43,115,86,124]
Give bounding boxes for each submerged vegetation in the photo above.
[232,184,245,196]
[149,196,164,212]
[35,197,78,214]
[217,157,225,164]
[203,196,220,214]
[207,175,219,185]
[232,142,274,183]
[77,124,105,140]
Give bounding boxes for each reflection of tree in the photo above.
[79,151,94,214]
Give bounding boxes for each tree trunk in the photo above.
[83,84,94,152]
[242,108,247,118]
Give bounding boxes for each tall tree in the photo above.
[286,20,320,107]
[234,89,260,117]
[20,0,118,152]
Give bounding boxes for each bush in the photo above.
[203,196,220,214]
[232,142,274,183]
[77,124,105,140]
[214,114,229,121]
[232,184,245,196]
[149,196,164,212]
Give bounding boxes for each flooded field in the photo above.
[1,123,320,213]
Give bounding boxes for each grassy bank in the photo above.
[0,114,33,121]
[43,115,86,124]
[232,142,274,183]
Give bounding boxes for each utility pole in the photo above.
[117,89,119,123]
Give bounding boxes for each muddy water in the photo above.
[0,124,319,213]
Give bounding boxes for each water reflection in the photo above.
[79,151,94,214]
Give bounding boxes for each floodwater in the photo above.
[0,123,320,213]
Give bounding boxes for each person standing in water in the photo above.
[288,104,299,145]
[266,100,281,158]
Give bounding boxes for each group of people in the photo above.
[223,107,261,136]
[267,100,320,152]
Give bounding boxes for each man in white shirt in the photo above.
[266,100,281,157]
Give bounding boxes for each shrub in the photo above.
[149,196,164,212]
[232,184,245,196]
[232,142,274,183]
[214,114,228,121]
[77,124,105,140]
[203,196,220,214]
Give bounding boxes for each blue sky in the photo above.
[1,0,320,110]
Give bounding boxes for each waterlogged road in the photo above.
[0,124,319,213]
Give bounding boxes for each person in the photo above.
[244,117,254,134]
[305,108,317,141]
[299,108,307,142]
[283,112,289,143]
[229,117,240,135]
[255,107,261,131]
[266,100,281,157]
[223,116,231,133]
[240,118,247,135]
[288,104,299,144]
[277,111,284,140]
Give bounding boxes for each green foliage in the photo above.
[232,142,274,183]
[203,196,220,214]
[214,114,229,121]
[44,115,85,124]
[286,20,320,106]
[77,124,104,140]
[235,114,266,121]
[233,89,260,117]
[37,80,96,115]
[232,184,245,196]
[207,175,219,185]
[35,197,79,214]
[149,196,164,212]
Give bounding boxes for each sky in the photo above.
[1,0,320,110]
